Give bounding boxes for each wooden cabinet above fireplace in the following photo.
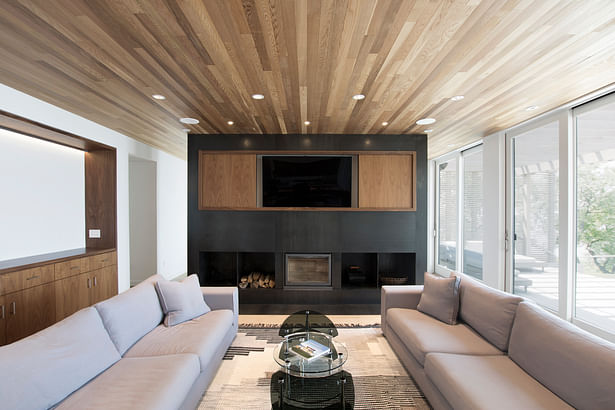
[198,151,416,211]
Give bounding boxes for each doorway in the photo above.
[129,156,157,286]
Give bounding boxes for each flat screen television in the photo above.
[261,156,353,207]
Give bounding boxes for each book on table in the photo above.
[291,338,331,361]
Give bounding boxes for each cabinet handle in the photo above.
[101,258,108,263]
[26,275,40,281]
[10,302,16,315]
[94,277,98,287]
[71,266,79,270]
[87,278,92,289]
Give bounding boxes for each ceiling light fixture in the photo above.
[352,94,365,100]
[451,95,464,101]
[424,129,433,133]
[227,120,234,125]
[416,118,436,125]
[304,120,311,125]
[448,144,456,147]
[182,128,190,132]
[152,94,166,100]
[251,93,265,100]
[179,117,199,124]
[525,105,539,111]
[381,121,389,126]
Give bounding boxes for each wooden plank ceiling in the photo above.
[1,0,615,159]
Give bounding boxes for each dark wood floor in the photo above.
[239,303,380,315]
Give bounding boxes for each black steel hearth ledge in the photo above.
[239,303,381,315]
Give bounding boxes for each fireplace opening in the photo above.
[285,253,331,287]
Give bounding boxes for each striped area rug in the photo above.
[198,326,430,409]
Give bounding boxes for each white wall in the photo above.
[0,129,85,260]
[129,158,157,285]
[0,83,187,292]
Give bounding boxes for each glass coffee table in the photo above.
[271,311,354,409]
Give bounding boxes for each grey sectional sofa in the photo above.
[0,274,238,410]
[381,273,615,410]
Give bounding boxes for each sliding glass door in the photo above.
[509,120,560,311]
[574,95,615,333]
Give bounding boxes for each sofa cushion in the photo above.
[386,308,502,366]
[417,272,460,324]
[56,354,200,410]
[0,307,120,410]
[124,309,235,371]
[458,274,523,351]
[424,353,573,410]
[95,274,164,355]
[155,274,210,326]
[509,302,615,410]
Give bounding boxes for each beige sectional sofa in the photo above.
[381,273,615,410]
[0,274,238,410]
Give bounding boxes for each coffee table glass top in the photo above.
[279,310,338,338]
[274,331,348,377]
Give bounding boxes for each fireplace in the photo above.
[285,253,331,287]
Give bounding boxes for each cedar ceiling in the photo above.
[1,1,615,159]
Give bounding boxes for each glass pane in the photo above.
[438,158,457,270]
[576,99,615,332]
[463,150,483,279]
[513,122,559,310]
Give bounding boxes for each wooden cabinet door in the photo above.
[0,295,6,346]
[5,283,55,344]
[55,272,90,321]
[199,152,257,208]
[358,153,415,209]
[90,266,117,305]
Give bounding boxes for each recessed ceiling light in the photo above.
[227,120,234,125]
[152,94,166,100]
[525,105,539,111]
[251,93,265,100]
[381,121,389,126]
[304,120,311,125]
[416,118,436,125]
[451,95,464,101]
[352,94,365,100]
[448,144,456,147]
[179,117,199,124]
[182,128,190,133]
[424,129,433,133]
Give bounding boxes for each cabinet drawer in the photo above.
[0,265,54,295]
[54,258,83,280]
[89,252,117,271]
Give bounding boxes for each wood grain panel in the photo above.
[0,265,55,295]
[0,295,5,345]
[88,251,117,271]
[55,272,90,321]
[90,266,117,305]
[54,258,83,280]
[5,283,55,344]
[1,1,615,158]
[85,149,117,249]
[199,152,256,209]
[359,153,415,209]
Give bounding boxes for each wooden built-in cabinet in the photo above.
[198,151,416,211]
[55,253,117,321]
[0,250,117,345]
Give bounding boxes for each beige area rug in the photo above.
[198,318,430,409]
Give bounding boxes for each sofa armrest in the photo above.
[381,285,424,335]
[201,287,239,327]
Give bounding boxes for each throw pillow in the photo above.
[155,274,211,327]
[417,272,461,325]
